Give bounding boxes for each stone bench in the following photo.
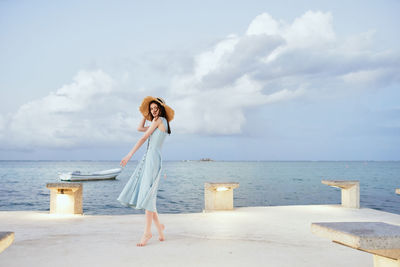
[311,222,400,267]
[204,182,239,211]
[321,180,360,208]
[0,232,14,253]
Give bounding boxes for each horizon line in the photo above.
[0,159,399,162]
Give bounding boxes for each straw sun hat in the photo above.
[139,96,175,122]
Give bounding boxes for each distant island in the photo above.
[199,158,214,162]
[180,158,214,162]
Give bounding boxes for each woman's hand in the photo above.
[120,154,132,167]
[122,118,159,167]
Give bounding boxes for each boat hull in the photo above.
[60,176,118,182]
[59,168,122,182]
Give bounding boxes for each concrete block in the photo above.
[312,222,400,267]
[46,183,83,215]
[0,232,14,253]
[322,180,360,208]
[204,182,239,211]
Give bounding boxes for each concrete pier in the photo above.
[1,205,399,267]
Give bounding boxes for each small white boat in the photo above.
[59,168,123,181]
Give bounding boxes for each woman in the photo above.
[118,96,174,247]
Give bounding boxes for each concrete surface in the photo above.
[1,205,400,267]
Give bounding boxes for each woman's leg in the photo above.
[152,211,165,241]
[137,210,153,246]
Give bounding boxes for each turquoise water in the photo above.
[0,161,399,215]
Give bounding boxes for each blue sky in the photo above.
[0,0,399,160]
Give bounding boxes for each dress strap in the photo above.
[160,117,168,132]
[161,117,167,126]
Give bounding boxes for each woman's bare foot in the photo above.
[137,233,152,247]
[158,224,165,241]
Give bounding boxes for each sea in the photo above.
[0,161,399,215]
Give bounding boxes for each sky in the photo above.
[0,0,399,161]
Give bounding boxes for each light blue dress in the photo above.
[117,117,168,212]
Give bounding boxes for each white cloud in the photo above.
[341,67,400,90]
[194,35,240,79]
[286,11,335,47]
[168,11,399,134]
[342,69,388,84]
[170,74,305,135]
[1,10,399,150]
[2,70,143,149]
[246,13,280,36]
[247,10,335,47]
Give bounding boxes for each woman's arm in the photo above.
[120,118,161,167]
[137,117,149,132]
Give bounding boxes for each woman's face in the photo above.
[150,103,160,118]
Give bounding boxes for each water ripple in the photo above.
[0,161,399,215]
